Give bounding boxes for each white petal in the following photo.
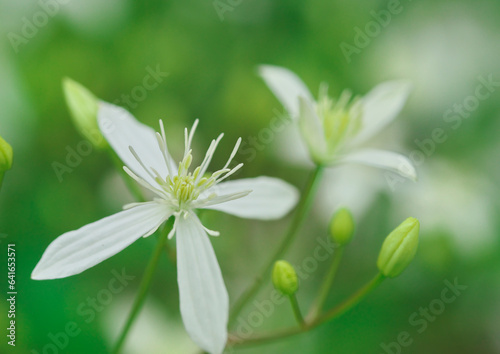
[275,123,315,168]
[352,81,412,145]
[338,149,417,181]
[315,166,384,222]
[258,65,314,119]
[97,101,176,187]
[298,96,326,160]
[202,176,299,220]
[32,203,171,280]
[176,213,228,354]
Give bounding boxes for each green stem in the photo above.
[229,273,385,347]
[308,246,345,319]
[0,171,4,191]
[289,294,305,327]
[315,272,385,326]
[112,220,173,354]
[228,165,324,327]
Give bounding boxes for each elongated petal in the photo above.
[202,176,299,220]
[316,166,384,222]
[176,213,228,354]
[338,149,417,181]
[275,123,315,168]
[259,65,314,119]
[97,102,176,187]
[352,81,412,145]
[32,203,172,280]
[298,96,326,161]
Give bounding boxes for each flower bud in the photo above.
[272,260,298,296]
[377,217,420,278]
[329,208,354,246]
[0,135,13,171]
[62,78,105,148]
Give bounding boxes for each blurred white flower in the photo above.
[392,159,496,258]
[370,7,500,116]
[61,0,130,38]
[102,295,198,354]
[258,65,417,180]
[32,102,299,354]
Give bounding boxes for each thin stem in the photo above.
[0,171,4,191]
[228,273,385,348]
[308,246,345,319]
[315,272,385,326]
[112,220,173,354]
[289,294,305,328]
[228,165,324,327]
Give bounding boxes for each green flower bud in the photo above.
[329,208,355,246]
[62,78,105,148]
[0,135,13,171]
[272,260,298,296]
[377,217,420,278]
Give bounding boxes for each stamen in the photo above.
[168,217,178,239]
[210,168,231,179]
[215,163,244,184]
[129,146,157,183]
[155,132,172,177]
[159,119,167,145]
[222,137,242,170]
[193,189,251,208]
[191,215,220,236]
[123,166,169,199]
[184,127,189,157]
[192,166,201,180]
[187,119,199,153]
[150,167,165,185]
[335,90,352,112]
[196,133,224,183]
[202,225,220,237]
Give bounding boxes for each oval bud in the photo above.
[0,135,13,171]
[377,217,420,278]
[272,260,298,296]
[62,78,105,148]
[329,207,354,246]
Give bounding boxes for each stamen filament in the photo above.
[129,146,158,183]
[123,166,170,200]
[222,137,242,170]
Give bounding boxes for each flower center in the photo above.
[315,84,362,154]
[167,174,198,205]
[162,151,214,209]
[123,119,247,214]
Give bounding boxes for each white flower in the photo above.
[102,296,199,354]
[391,159,497,258]
[32,102,299,354]
[258,65,417,180]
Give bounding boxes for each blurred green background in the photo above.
[1,0,499,353]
